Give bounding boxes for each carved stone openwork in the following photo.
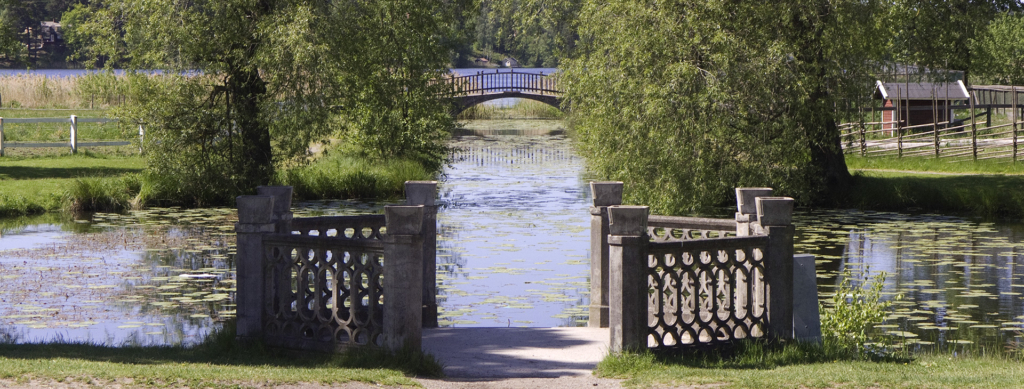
[647,215,737,243]
[647,236,769,349]
[290,215,386,240]
[261,232,386,352]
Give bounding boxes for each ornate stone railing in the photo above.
[235,182,438,353]
[289,215,387,239]
[647,215,737,242]
[261,233,386,350]
[647,235,769,348]
[589,182,821,352]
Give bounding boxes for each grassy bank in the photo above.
[0,146,433,217]
[0,326,442,388]
[457,99,563,120]
[0,151,145,217]
[597,348,1023,388]
[844,155,1024,218]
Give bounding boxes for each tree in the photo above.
[972,13,1024,85]
[0,0,21,60]
[889,0,1021,84]
[63,0,465,204]
[563,0,886,214]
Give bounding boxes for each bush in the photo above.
[63,173,144,213]
[820,270,901,359]
[281,152,432,200]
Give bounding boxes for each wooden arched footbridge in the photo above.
[449,69,562,114]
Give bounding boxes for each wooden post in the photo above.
[933,87,939,158]
[138,125,145,154]
[897,86,903,158]
[0,117,4,157]
[69,115,78,154]
[859,104,866,156]
[971,90,977,161]
[1014,86,1018,163]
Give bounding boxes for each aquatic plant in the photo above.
[820,270,900,358]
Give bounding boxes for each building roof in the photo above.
[874,80,969,101]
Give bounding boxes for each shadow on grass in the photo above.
[603,338,911,372]
[847,172,1024,219]
[0,166,143,180]
[0,325,444,378]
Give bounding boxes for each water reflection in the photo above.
[796,209,1024,352]
[435,135,592,327]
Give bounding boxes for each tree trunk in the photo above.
[229,68,272,190]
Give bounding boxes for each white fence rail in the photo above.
[0,115,143,156]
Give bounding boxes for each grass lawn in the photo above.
[0,329,441,388]
[597,352,1024,389]
[0,151,145,215]
[844,155,1024,218]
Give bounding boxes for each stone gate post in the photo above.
[235,195,276,340]
[383,205,425,351]
[758,197,796,340]
[257,186,293,233]
[735,188,773,236]
[405,181,438,328]
[607,205,649,352]
[589,181,623,328]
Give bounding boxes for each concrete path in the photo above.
[421,327,611,379]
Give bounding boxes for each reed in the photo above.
[457,99,563,120]
[0,73,128,109]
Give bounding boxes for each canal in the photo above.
[0,118,1022,353]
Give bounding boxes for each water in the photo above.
[1,126,1023,352]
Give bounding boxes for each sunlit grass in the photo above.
[598,343,1024,389]
[846,155,1024,175]
[457,99,563,120]
[280,149,434,200]
[0,151,146,216]
[0,326,442,388]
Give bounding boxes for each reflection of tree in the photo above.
[0,325,24,344]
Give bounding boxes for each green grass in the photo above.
[280,149,434,200]
[845,169,1024,218]
[457,99,564,120]
[598,344,1024,389]
[0,151,145,216]
[846,155,1024,174]
[0,326,442,388]
[0,108,123,143]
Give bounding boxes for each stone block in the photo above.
[793,254,822,343]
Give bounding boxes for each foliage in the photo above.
[886,0,1021,84]
[63,0,462,206]
[461,0,578,68]
[280,149,433,200]
[333,0,466,172]
[971,13,1024,85]
[63,173,142,213]
[563,0,882,214]
[0,0,23,60]
[820,270,898,358]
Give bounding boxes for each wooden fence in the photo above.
[840,86,1024,162]
[0,115,142,156]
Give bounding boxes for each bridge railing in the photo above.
[450,70,560,96]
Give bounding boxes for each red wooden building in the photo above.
[873,80,969,132]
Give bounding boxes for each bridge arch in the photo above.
[453,92,563,115]
[448,69,564,116]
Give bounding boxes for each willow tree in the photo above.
[971,13,1024,85]
[0,0,22,60]
[563,0,886,214]
[62,0,465,205]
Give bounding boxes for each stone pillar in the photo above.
[607,205,648,353]
[383,205,425,351]
[757,196,795,340]
[735,188,773,236]
[793,254,822,343]
[405,181,438,328]
[235,195,276,340]
[589,181,623,328]
[256,186,293,234]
